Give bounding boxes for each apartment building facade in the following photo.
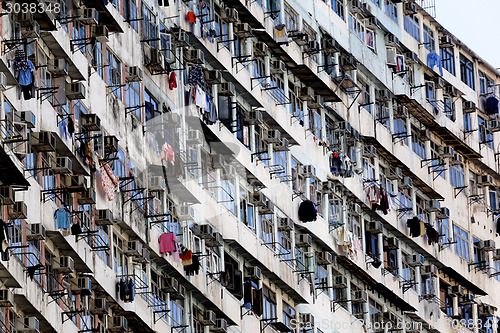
[0,0,498,332]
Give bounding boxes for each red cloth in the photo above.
[169,72,177,90]
[159,233,177,253]
[179,250,192,260]
[187,11,196,23]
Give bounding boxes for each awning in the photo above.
[394,94,481,159]
[0,145,29,187]
[51,132,90,176]
[39,33,86,81]
[337,255,378,287]
[45,230,93,273]
[373,283,416,312]
[363,136,444,200]
[0,58,17,86]
[80,0,123,33]
[225,239,309,305]
[440,266,487,296]
[17,0,57,31]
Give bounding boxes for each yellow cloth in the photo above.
[419,221,426,237]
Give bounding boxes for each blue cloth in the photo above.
[427,52,443,76]
[18,60,34,86]
[55,208,70,229]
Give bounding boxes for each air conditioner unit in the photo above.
[316,251,333,265]
[444,85,458,97]
[270,60,286,74]
[307,95,324,109]
[399,176,413,189]
[493,249,500,261]
[450,152,463,165]
[386,46,397,66]
[384,237,399,250]
[403,2,417,14]
[367,221,383,234]
[81,114,100,132]
[274,137,290,152]
[322,38,339,53]
[193,224,213,239]
[301,165,316,178]
[73,277,92,294]
[148,175,166,191]
[90,298,109,315]
[339,55,357,71]
[437,207,450,219]
[125,66,143,82]
[479,240,496,251]
[351,290,368,304]
[422,264,438,276]
[30,131,56,152]
[162,277,179,293]
[321,181,335,194]
[201,310,217,325]
[462,100,476,112]
[205,232,223,247]
[221,8,238,23]
[299,313,314,327]
[296,234,312,247]
[0,290,13,307]
[66,82,86,100]
[47,58,68,76]
[15,111,36,129]
[459,294,474,305]
[351,203,362,216]
[258,200,274,215]
[27,223,46,241]
[366,17,378,29]
[125,240,143,257]
[394,105,408,119]
[103,135,119,155]
[249,192,265,206]
[332,275,348,288]
[385,34,399,46]
[263,129,281,144]
[404,51,418,64]
[218,82,235,96]
[449,285,464,296]
[8,201,27,219]
[292,32,309,46]
[487,119,500,132]
[408,254,424,266]
[185,49,204,64]
[137,248,150,263]
[17,12,33,25]
[376,88,392,102]
[278,217,294,231]
[245,266,262,280]
[304,41,320,54]
[440,35,453,47]
[298,87,315,101]
[78,8,99,25]
[253,42,269,57]
[187,130,203,145]
[0,186,14,205]
[55,256,75,274]
[211,318,228,332]
[16,316,39,332]
[478,304,496,316]
[109,316,127,333]
[92,25,109,43]
[170,284,186,300]
[204,69,222,84]
[0,72,7,91]
[95,209,113,225]
[51,156,72,174]
[243,110,263,125]
[234,23,252,38]
[350,0,362,13]
[419,129,431,141]
[479,175,493,187]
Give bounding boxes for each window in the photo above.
[262,286,277,320]
[282,302,296,331]
[460,54,475,89]
[308,110,322,138]
[72,21,87,54]
[302,21,318,63]
[260,214,274,244]
[479,117,494,149]
[142,4,158,47]
[349,13,365,43]
[284,2,298,32]
[404,15,420,41]
[92,42,104,78]
[490,190,498,211]
[473,237,487,269]
[370,0,380,7]
[125,81,142,120]
[124,0,138,31]
[221,178,236,214]
[107,50,122,99]
[393,118,408,145]
[240,188,255,231]
[332,0,345,20]
[449,163,465,189]
[358,78,371,112]
[170,299,185,327]
[411,126,426,159]
[144,90,159,122]
[463,112,472,133]
[113,234,128,276]
[479,71,494,95]
[423,24,435,52]
[453,224,470,260]
[385,0,398,22]
[437,218,450,244]
[440,47,455,75]
[369,297,383,324]
[401,253,416,290]
[443,96,455,121]
[315,264,329,295]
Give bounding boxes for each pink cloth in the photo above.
[159,233,177,253]
[99,157,119,201]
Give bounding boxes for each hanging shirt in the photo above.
[16,60,34,86]
[427,52,443,76]
[485,96,499,115]
[159,232,177,253]
[55,208,70,229]
[298,200,317,222]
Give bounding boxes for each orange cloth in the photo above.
[187,11,196,23]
